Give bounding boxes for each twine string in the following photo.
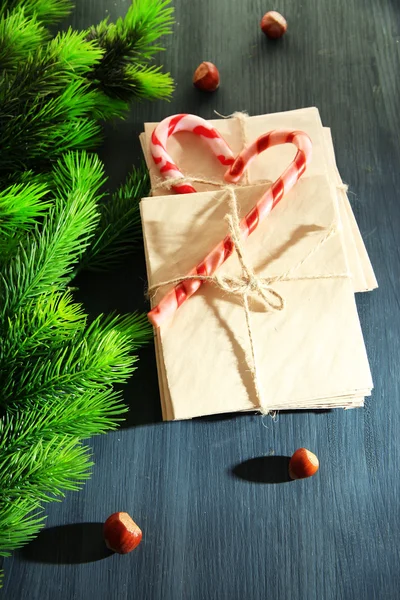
[148,187,350,414]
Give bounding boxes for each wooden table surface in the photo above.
[2,1,400,599]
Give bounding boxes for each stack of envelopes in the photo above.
[139,108,377,421]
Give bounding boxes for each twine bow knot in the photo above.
[213,190,285,314]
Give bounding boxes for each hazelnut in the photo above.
[289,448,319,480]
[193,61,220,92]
[103,512,142,554]
[260,11,287,39]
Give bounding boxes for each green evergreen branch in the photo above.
[89,60,174,103]
[0,152,104,316]
[1,389,127,445]
[47,28,103,77]
[0,30,104,177]
[0,309,151,554]
[0,9,48,71]
[0,3,174,182]
[0,174,52,262]
[4,292,87,357]
[85,0,174,102]
[0,181,50,237]
[79,164,150,272]
[126,63,174,100]
[1,310,151,411]
[0,0,171,570]
[0,0,74,26]
[0,437,91,558]
[122,0,174,58]
[0,497,45,556]
[0,436,92,503]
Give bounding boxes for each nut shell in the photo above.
[289,448,319,480]
[103,512,142,554]
[193,61,220,92]
[260,11,287,39]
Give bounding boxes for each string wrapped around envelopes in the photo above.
[148,187,350,415]
[139,108,376,421]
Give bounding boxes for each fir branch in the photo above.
[0,435,92,503]
[0,437,91,558]
[0,310,150,553]
[47,28,103,78]
[0,286,151,557]
[1,310,151,410]
[0,152,104,317]
[0,175,51,261]
[0,181,50,237]
[50,149,105,202]
[0,0,172,568]
[0,0,74,26]
[85,0,174,102]
[79,164,149,272]
[5,169,53,189]
[1,389,127,446]
[125,63,174,100]
[122,0,174,59]
[4,292,87,358]
[0,8,48,71]
[0,5,174,180]
[0,497,45,556]
[0,30,104,177]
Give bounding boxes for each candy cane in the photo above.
[150,114,235,194]
[148,127,312,328]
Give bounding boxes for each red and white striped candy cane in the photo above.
[148,127,312,328]
[150,114,235,194]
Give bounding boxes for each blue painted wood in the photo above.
[2,0,400,598]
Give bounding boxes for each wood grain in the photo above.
[2,1,400,599]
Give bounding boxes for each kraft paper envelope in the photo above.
[140,108,377,294]
[322,128,377,292]
[140,178,373,420]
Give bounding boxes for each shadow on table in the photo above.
[20,523,113,565]
[117,345,163,428]
[72,254,163,429]
[198,408,332,423]
[279,409,332,416]
[231,456,293,484]
[194,411,257,422]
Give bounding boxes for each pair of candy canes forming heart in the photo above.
[149,114,313,328]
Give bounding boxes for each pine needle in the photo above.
[85,0,174,102]
[1,389,128,443]
[79,164,150,272]
[0,0,171,568]
[1,312,150,409]
[0,181,50,237]
[0,8,48,71]
[126,63,174,100]
[0,31,104,177]
[4,291,87,357]
[0,152,104,316]
[0,498,45,555]
[0,0,74,26]
[0,436,93,503]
